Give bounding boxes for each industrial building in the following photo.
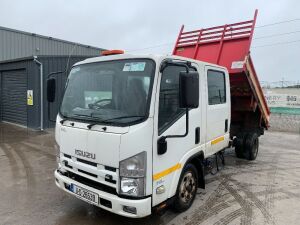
[0,26,105,129]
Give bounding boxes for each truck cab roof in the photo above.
[73,53,227,71]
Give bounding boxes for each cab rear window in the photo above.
[207,70,226,105]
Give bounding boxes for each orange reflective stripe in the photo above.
[153,163,182,181]
[211,136,225,145]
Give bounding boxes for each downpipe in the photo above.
[33,56,44,131]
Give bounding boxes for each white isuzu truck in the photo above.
[53,53,231,217]
[50,12,270,218]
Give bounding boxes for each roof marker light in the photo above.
[102,50,125,56]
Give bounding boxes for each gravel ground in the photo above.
[0,122,299,225]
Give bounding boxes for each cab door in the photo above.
[152,62,205,206]
[204,66,230,156]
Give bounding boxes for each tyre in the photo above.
[173,164,198,212]
[244,133,259,160]
[234,137,244,159]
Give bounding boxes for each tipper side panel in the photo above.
[173,18,255,74]
[173,10,270,134]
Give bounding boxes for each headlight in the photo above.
[120,178,145,197]
[119,152,146,197]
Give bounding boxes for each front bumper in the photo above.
[54,170,152,218]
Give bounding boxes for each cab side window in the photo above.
[207,70,226,105]
[158,65,196,134]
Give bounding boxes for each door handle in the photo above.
[225,119,228,132]
[195,127,200,144]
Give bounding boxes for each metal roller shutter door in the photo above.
[1,70,27,126]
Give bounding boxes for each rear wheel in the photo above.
[173,164,198,212]
[234,137,244,159]
[244,133,259,160]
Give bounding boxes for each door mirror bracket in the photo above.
[157,108,189,155]
[157,137,167,155]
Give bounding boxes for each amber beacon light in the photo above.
[102,49,125,56]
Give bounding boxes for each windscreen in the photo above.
[60,59,155,125]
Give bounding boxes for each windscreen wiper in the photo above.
[72,113,98,128]
[86,115,143,130]
[87,116,143,129]
[73,113,92,118]
[101,116,144,122]
[73,113,98,122]
[72,113,108,129]
[87,123,99,130]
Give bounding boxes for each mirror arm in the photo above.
[158,108,189,155]
[160,60,190,73]
[47,71,65,79]
[162,108,189,141]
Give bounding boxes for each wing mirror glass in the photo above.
[47,78,56,102]
[179,71,199,108]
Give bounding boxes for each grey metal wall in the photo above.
[0,26,104,61]
[0,56,94,129]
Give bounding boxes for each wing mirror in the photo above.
[179,71,199,109]
[47,78,56,102]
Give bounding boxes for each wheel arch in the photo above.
[168,150,205,199]
[185,151,205,189]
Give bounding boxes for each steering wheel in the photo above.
[88,99,112,109]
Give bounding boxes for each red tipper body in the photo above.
[173,10,270,136]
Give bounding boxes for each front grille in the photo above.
[105,166,117,172]
[77,158,97,167]
[66,171,117,195]
[63,154,117,173]
[64,154,72,159]
[105,174,117,184]
[65,161,73,169]
[78,169,97,178]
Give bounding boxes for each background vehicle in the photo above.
[49,10,269,218]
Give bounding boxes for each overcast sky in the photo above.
[1,0,300,83]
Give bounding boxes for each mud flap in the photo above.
[196,158,205,189]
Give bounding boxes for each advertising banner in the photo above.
[264,94,300,108]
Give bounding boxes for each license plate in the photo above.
[71,184,99,204]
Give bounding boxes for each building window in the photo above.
[207,70,226,105]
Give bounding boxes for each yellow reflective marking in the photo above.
[211,136,225,145]
[153,163,182,181]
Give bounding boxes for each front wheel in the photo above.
[173,164,198,212]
